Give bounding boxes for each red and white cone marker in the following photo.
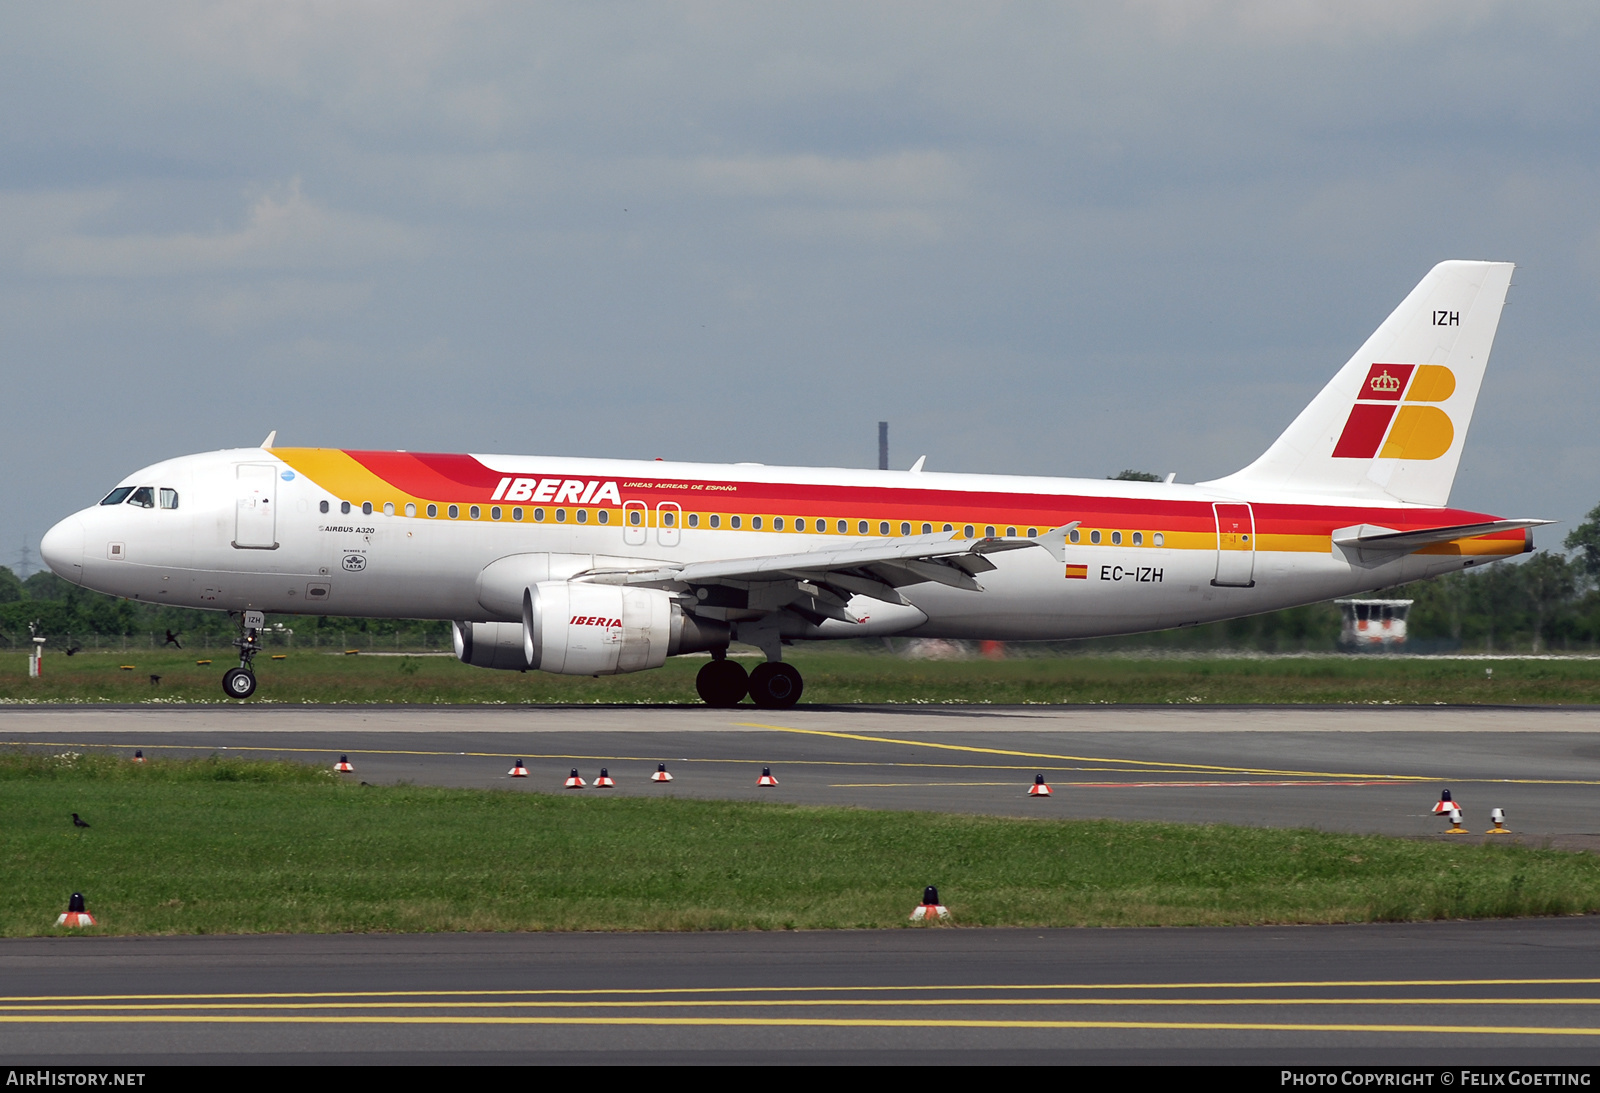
[595,768,615,788]
[1028,773,1052,797]
[1487,807,1511,835]
[509,760,529,778]
[564,768,586,789]
[757,766,778,787]
[334,755,355,773]
[1431,788,1457,814]
[132,750,145,763]
[910,885,950,922]
[651,764,673,783]
[1445,807,1467,834]
[56,892,97,928]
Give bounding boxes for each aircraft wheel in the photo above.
[222,667,257,700]
[696,659,748,707]
[748,662,803,709]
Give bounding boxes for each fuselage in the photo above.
[40,446,1529,642]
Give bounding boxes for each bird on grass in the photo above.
[71,813,89,829]
[164,630,182,649]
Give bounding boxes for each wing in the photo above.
[1333,518,1551,557]
[574,524,1077,625]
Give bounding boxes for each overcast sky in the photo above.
[3,2,1598,571]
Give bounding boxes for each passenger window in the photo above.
[427,504,438,518]
[688,513,699,528]
[1153,532,1165,546]
[922,523,932,535]
[597,510,609,524]
[963,524,974,538]
[555,509,565,522]
[576,509,587,523]
[709,514,720,528]
[100,487,134,506]
[1027,528,1037,538]
[159,489,179,510]
[857,521,868,534]
[533,508,544,522]
[837,520,847,533]
[772,517,782,530]
[320,500,329,514]
[1132,531,1143,545]
[794,518,804,531]
[942,524,953,532]
[731,516,742,529]
[985,526,995,538]
[383,502,395,516]
[341,502,352,515]
[128,487,155,508]
[405,503,416,517]
[469,506,481,520]
[491,506,502,520]
[448,505,459,519]
[1090,530,1101,544]
[879,521,890,535]
[512,508,523,521]
[362,502,373,515]
[629,510,642,526]
[1111,531,1122,545]
[1006,526,1016,537]
[1069,529,1080,543]
[663,511,676,527]
[752,516,763,530]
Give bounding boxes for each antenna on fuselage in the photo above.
[261,430,277,449]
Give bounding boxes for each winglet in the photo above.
[909,455,926,473]
[261,430,277,449]
[1035,521,1081,563]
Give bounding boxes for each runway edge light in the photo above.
[1488,807,1511,834]
[910,886,950,923]
[1431,788,1456,814]
[565,768,586,789]
[335,755,355,773]
[56,892,97,928]
[651,764,673,783]
[509,759,528,778]
[595,768,615,788]
[1446,807,1467,835]
[1028,773,1052,797]
[757,767,778,787]
[132,750,145,763]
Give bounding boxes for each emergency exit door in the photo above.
[233,464,278,549]
[1211,503,1255,587]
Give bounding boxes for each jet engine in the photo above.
[452,620,531,671]
[522,581,728,675]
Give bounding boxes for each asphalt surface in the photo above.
[7,921,1600,1063]
[8,704,1600,1063]
[5,704,1600,839]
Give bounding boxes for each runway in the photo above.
[8,920,1600,1063]
[5,704,1600,839]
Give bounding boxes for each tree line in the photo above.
[4,503,1599,653]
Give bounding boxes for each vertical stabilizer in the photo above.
[1202,261,1513,507]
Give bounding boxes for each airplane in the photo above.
[40,260,1549,708]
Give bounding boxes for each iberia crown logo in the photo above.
[1369,370,1402,394]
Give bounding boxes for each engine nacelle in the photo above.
[452,620,531,671]
[522,581,728,675]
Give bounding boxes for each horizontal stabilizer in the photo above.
[1332,519,1551,556]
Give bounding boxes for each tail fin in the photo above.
[1202,260,1514,507]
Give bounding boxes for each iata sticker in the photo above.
[342,555,367,572]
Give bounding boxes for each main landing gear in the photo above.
[221,611,263,700]
[695,649,804,709]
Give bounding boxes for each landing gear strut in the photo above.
[222,610,263,700]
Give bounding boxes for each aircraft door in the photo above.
[233,464,278,550]
[622,500,648,547]
[1211,503,1255,587]
[657,502,681,547]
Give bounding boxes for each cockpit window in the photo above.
[159,488,179,510]
[127,487,156,509]
[100,487,134,506]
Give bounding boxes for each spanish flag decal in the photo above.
[1065,564,1088,580]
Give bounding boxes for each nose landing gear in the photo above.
[221,610,264,700]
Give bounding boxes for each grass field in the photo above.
[6,751,1600,935]
[4,648,1600,705]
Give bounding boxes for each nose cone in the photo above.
[40,515,85,584]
